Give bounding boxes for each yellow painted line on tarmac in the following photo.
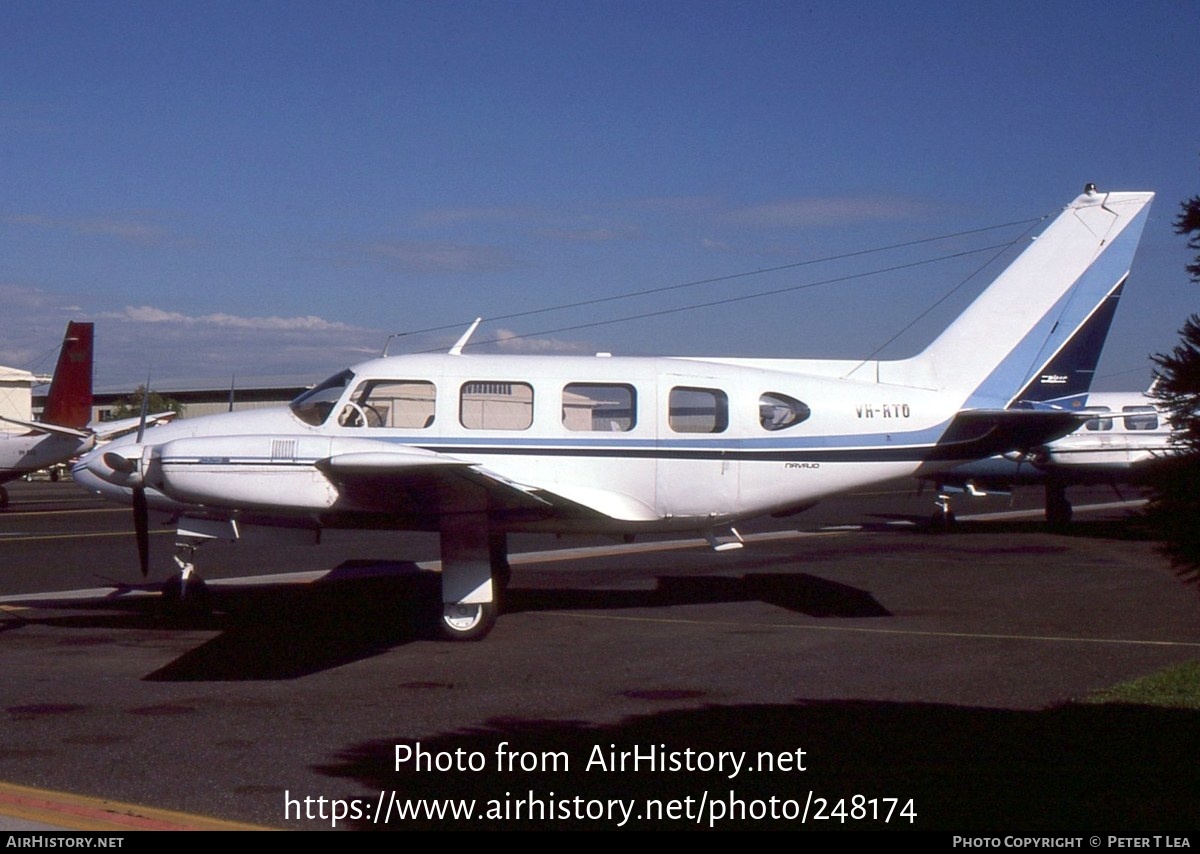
[548,611,1200,648]
[1,507,130,516]
[0,780,272,831]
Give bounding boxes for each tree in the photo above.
[109,386,185,420]
[1144,195,1200,583]
[1178,194,1200,285]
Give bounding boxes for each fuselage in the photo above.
[0,431,93,486]
[933,391,1174,490]
[74,351,976,532]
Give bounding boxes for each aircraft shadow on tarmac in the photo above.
[313,698,1200,831]
[869,513,1157,542]
[0,560,889,681]
[0,515,1159,681]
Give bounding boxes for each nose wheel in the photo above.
[159,534,217,617]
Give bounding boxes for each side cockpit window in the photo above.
[759,392,811,431]
[339,380,436,429]
[290,369,354,426]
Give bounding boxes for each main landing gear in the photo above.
[0,486,8,510]
[433,518,507,642]
[153,514,511,641]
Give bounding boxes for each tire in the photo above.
[930,508,956,529]
[435,602,497,642]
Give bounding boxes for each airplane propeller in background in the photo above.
[133,380,151,576]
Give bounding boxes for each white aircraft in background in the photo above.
[74,187,1154,640]
[0,322,96,508]
[0,322,175,509]
[926,387,1173,527]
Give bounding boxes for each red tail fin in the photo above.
[41,322,93,429]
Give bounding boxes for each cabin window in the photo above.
[1122,405,1158,431]
[460,381,534,430]
[290,369,354,426]
[759,392,811,431]
[340,380,436,429]
[562,383,636,432]
[669,386,728,433]
[1083,406,1112,432]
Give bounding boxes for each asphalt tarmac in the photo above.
[0,480,1197,831]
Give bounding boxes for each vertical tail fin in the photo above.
[1007,276,1126,409]
[889,188,1154,409]
[41,321,93,429]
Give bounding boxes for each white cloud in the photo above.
[628,195,722,213]
[723,196,931,229]
[0,285,96,372]
[0,286,377,387]
[489,327,588,353]
[110,306,355,331]
[534,225,640,242]
[3,212,182,244]
[411,206,537,227]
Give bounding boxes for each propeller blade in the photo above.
[133,486,149,577]
[135,377,151,444]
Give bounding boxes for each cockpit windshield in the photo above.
[290,369,355,425]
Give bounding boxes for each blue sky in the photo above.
[3,1,1198,391]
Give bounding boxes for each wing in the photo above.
[317,449,659,522]
[91,412,177,441]
[0,415,90,440]
[0,412,175,441]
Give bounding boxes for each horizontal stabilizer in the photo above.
[927,409,1084,462]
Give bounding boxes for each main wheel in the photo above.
[436,602,497,642]
[0,486,8,510]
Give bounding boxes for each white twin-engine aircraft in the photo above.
[927,388,1174,528]
[74,187,1154,640]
